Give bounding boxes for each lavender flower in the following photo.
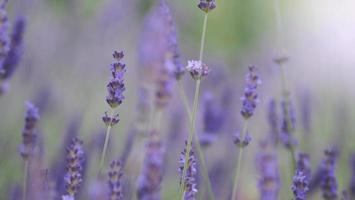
[240,65,261,119]
[0,16,26,80]
[179,143,198,200]
[19,102,39,160]
[198,0,216,13]
[297,153,312,182]
[291,170,309,200]
[102,51,126,126]
[267,99,279,146]
[63,138,84,199]
[256,152,280,200]
[108,160,124,200]
[137,132,165,200]
[233,131,252,148]
[155,65,174,109]
[0,1,10,70]
[186,60,210,81]
[199,92,224,146]
[321,149,338,200]
[280,99,297,149]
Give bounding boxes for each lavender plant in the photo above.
[108,160,124,200]
[99,50,126,176]
[179,142,198,200]
[320,149,338,200]
[19,102,39,200]
[62,137,84,200]
[231,65,261,200]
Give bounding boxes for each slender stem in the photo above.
[98,108,114,176]
[22,160,29,200]
[199,14,208,61]
[231,120,248,200]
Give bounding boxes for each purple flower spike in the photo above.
[297,153,312,182]
[280,99,297,149]
[0,1,10,71]
[240,65,261,119]
[106,51,126,109]
[179,142,198,200]
[198,0,216,13]
[186,60,210,81]
[291,170,309,200]
[256,152,280,200]
[63,137,84,199]
[267,99,279,146]
[19,102,39,160]
[321,149,338,200]
[108,160,124,200]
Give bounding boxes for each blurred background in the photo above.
[1,0,355,199]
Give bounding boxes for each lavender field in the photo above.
[1,0,355,199]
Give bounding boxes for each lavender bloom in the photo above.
[321,149,338,200]
[291,170,309,200]
[19,102,39,160]
[103,51,126,126]
[280,99,297,148]
[297,153,312,182]
[186,60,210,81]
[199,92,224,146]
[108,160,124,200]
[267,99,279,146]
[63,138,84,199]
[198,0,216,13]
[349,154,355,197]
[137,132,165,200]
[233,131,252,148]
[342,190,350,200]
[240,65,261,119]
[179,143,198,200]
[0,1,10,70]
[256,152,280,200]
[155,65,174,109]
[0,16,26,79]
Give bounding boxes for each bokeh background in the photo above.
[1,0,355,199]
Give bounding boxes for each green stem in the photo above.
[177,81,192,119]
[199,14,208,61]
[98,108,114,176]
[231,120,248,200]
[23,160,28,200]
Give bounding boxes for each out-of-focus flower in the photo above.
[321,149,338,200]
[198,0,216,13]
[137,131,165,200]
[0,1,10,70]
[108,160,124,200]
[256,151,280,200]
[267,99,279,146]
[233,131,252,148]
[280,99,297,149]
[297,153,312,182]
[179,142,198,200]
[240,65,261,119]
[19,102,39,160]
[186,60,210,81]
[349,154,355,197]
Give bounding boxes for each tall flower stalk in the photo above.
[231,65,261,200]
[99,51,126,176]
[180,1,216,199]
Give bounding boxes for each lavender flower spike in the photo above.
[179,143,198,200]
[19,102,39,160]
[108,160,124,200]
[291,170,309,200]
[63,138,84,199]
[0,0,10,71]
[240,65,261,119]
[186,60,210,81]
[198,0,216,13]
[267,99,279,146]
[256,152,280,200]
[321,149,338,200]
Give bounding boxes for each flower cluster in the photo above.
[63,137,84,199]
[198,0,216,13]
[137,132,165,200]
[291,170,309,200]
[321,149,338,200]
[179,143,198,200]
[102,51,126,127]
[0,1,10,70]
[186,60,210,81]
[19,102,39,160]
[256,152,280,200]
[240,65,261,119]
[296,153,312,182]
[108,160,124,200]
[233,131,252,148]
